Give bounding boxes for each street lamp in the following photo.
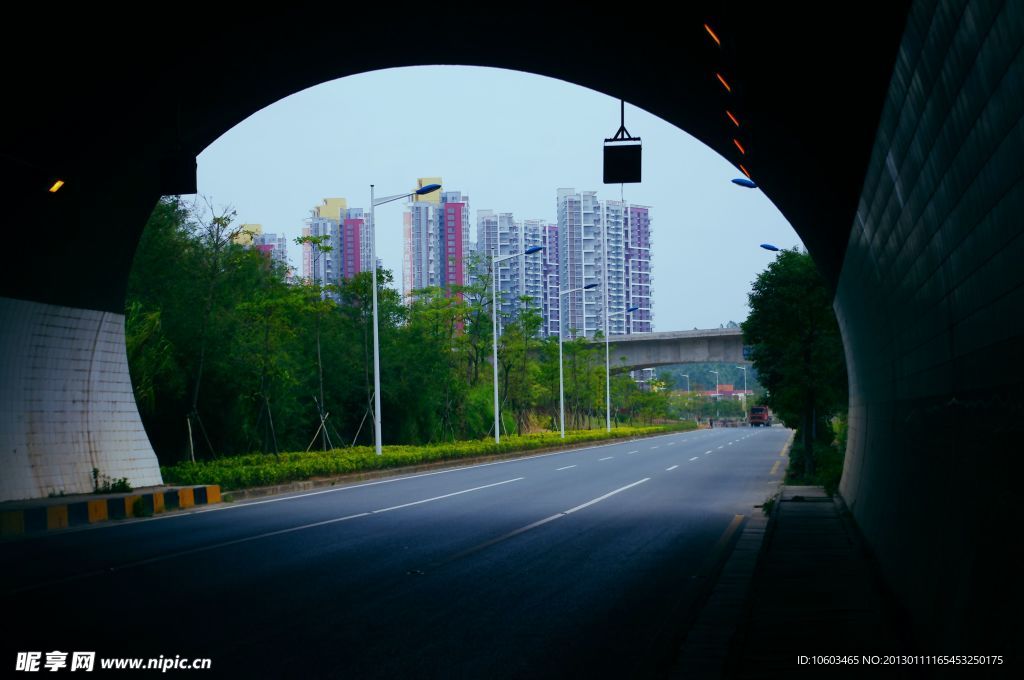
[680,373,690,392]
[604,305,639,432]
[558,282,599,438]
[491,245,544,443]
[369,182,441,455]
[736,365,747,419]
[709,370,720,397]
[759,243,780,251]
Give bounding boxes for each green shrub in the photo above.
[162,422,696,490]
[92,467,133,494]
[784,436,844,496]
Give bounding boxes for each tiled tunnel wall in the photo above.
[0,297,162,501]
[836,0,1023,653]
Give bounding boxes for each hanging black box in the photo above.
[603,142,642,184]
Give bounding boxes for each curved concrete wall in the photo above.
[0,298,162,501]
[836,0,1022,653]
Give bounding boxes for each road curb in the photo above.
[0,485,221,538]
[670,430,791,678]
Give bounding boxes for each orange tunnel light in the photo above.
[704,23,721,46]
[733,138,746,155]
[726,110,740,127]
[48,180,65,193]
[715,73,731,93]
[739,164,752,179]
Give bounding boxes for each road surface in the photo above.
[2,426,791,678]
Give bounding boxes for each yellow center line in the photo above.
[770,460,781,476]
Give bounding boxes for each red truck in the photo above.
[748,406,772,427]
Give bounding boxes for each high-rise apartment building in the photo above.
[557,189,601,338]
[402,178,469,299]
[252,232,289,267]
[234,223,289,268]
[340,208,369,281]
[556,189,653,338]
[234,223,263,246]
[600,201,628,336]
[540,222,560,337]
[300,225,313,279]
[302,198,372,289]
[625,205,653,333]
[305,199,344,285]
[404,199,436,295]
[521,219,547,317]
[438,191,470,290]
[473,211,553,332]
[403,177,441,297]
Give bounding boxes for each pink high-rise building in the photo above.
[340,209,367,280]
[438,191,470,291]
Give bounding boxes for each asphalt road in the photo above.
[2,426,791,678]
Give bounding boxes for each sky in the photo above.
[196,66,802,330]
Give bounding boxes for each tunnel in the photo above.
[1,0,1020,661]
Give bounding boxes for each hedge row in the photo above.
[161,422,697,490]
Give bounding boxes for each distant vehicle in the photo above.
[749,406,772,427]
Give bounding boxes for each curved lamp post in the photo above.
[604,304,639,432]
[558,282,599,437]
[369,182,441,455]
[491,245,544,443]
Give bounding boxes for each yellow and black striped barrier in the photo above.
[0,485,221,538]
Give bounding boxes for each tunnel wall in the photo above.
[0,298,162,501]
[836,0,1023,653]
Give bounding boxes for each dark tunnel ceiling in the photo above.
[1,1,910,300]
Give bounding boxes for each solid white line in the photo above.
[372,478,523,514]
[599,456,614,461]
[666,465,678,471]
[690,457,699,461]
[557,465,576,471]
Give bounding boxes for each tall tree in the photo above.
[742,248,847,475]
[294,234,334,451]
